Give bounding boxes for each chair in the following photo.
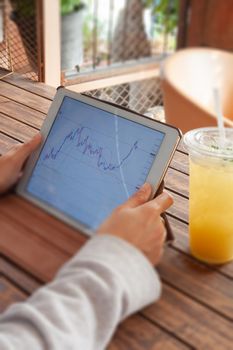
[161,48,233,133]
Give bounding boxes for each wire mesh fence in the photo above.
[0,0,40,81]
[85,76,164,120]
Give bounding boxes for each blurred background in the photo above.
[0,0,232,125]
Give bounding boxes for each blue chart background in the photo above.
[27,97,165,229]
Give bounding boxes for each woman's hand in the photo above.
[0,133,42,194]
[97,183,173,266]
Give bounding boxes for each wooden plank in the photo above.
[0,113,37,142]
[177,139,187,154]
[64,59,161,86]
[168,216,190,253]
[0,81,51,114]
[170,151,189,175]
[158,248,233,320]
[165,168,189,198]
[2,72,55,100]
[166,191,189,223]
[42,0,61,87]
[143,284,233,350]
[0,195,86,256]
[0,276,26,313]
[0,96,45,128]
[0,132,19,155]
[0,211,70,282]
[0,255,41,295]
[109,314,189,350]
[68,68,160,93]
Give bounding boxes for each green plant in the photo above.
[61,0,85,16]
[10,0,35,18]
[144,0,179,34]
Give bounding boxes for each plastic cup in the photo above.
[184,127,233,264]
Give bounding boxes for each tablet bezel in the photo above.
[16,88,181,236]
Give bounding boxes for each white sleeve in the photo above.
[0,234,161,350]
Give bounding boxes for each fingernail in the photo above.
[161,191,173,202]
[32,133,42,141]
[140,183,151,192]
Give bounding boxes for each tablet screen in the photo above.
[27,97,165,229]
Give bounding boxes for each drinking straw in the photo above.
[213,87,226,146]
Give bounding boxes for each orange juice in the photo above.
[189,158,233,264]
[184,127,233,264]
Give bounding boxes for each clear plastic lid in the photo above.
[183,127,233,160]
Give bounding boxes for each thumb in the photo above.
[11,133,42,166]
[122,183,152,209]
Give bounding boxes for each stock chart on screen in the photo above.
[27,97,165,229]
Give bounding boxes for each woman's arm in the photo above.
[0,136,172,350]
[0,234,161,350]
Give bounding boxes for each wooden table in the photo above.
[0,74,232,350]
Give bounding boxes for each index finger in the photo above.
[141,190,173,214]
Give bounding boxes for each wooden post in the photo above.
[177,0,190,49]
[41,0,61,87]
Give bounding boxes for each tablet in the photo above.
[17,88,181,235]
